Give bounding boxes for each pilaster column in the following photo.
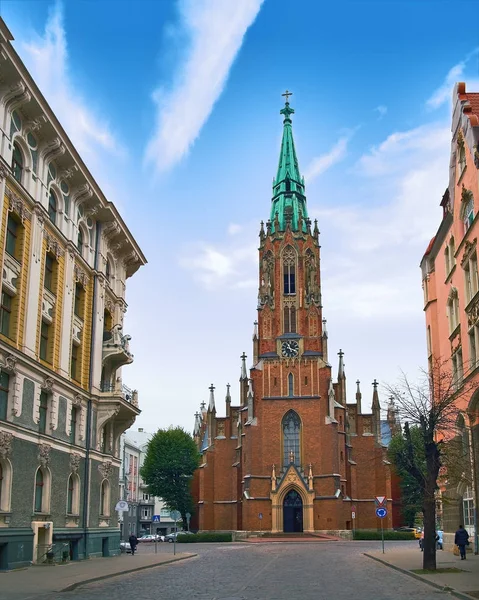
[23,206,45,358]
[91,276,106,392]
[59,246,75,377]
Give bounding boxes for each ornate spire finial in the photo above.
[372,379,378,390]
[356,380,360,392]
[226,383,231,402]
[338,349,345,378]
[200,401,206,411]
[208,384,215,411]
[240,352,248,380]
[253,321,258,339]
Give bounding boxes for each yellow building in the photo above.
[0,18,146,568]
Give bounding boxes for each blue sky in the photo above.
[2,0,479,431]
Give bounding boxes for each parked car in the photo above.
[120,541,132,554]
[139,534,165,543]
[414,527,423,539]
[165,531,194,543]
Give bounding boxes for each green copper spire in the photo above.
[270,91,308,232]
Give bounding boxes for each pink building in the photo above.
[421,82,479,549]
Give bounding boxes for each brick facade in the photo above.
[192,98,394,535]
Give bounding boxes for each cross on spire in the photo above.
[282,89,293,103]
[372,379,378,390]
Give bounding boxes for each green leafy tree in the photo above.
[388,427,425,526]
[140,427,200,526]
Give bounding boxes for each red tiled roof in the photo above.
[458,82,479,126]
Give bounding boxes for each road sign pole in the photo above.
[155,536,157,554]
[381,519,385,554]
[174,518,177,556]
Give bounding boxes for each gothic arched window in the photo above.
[283,305,296,333]
[288,373,294,396]
[34,469,44,512]
[282,410,300,467]
[283,246,296,295]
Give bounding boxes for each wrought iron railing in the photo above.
[36,542,70,564]
[100,382,136,405]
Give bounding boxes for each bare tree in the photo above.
[386,358,474,570]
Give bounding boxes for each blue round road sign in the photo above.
[376,507,387,518]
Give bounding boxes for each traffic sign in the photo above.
[258,513,263,520]
[376,507,387,518]
[351,511,356,519]
[375,496,386,507]
[351,505,357,513]
[152,515,161,523]
[170,510,181,521]
[115,500,129,512]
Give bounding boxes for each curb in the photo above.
[60,554,197,592]
[364,553,477,600]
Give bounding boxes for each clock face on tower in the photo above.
[281,340,299,358]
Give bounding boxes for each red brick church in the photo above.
[192,95,396,535]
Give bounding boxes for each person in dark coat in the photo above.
[454,525,469,559]
[128,534,138,555]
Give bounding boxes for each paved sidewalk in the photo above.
[365,547,479,600]
[0,550,196,600]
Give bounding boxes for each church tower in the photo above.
[192,93,393,536]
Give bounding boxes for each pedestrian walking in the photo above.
[454,525,469,560]
[128,533,138,556]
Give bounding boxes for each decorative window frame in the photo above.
[0,457,13,512]
[66,472,80,516]
[33,465,52,514]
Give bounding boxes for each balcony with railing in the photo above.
[100,382,138,407]
[102,325,134,370]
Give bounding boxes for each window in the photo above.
[447,289,460,333]
[452,349,464,389]
[77,228,83,255]
[74,284,84,318]
[100,479,110,516]
[34,469,44,512]
[462,193,475,233]
[70,406,78,444]
[106,260,111,282]
[0,459,11,512]
[70,344,79,381]
[427,326,432,358]
[0,463,3,510]
[39,391,49,434]
[44,254,55,292]
[304,376,308,385]
[288,373,294,396]
[48,190,57,224]
[11,143,23,183]
[0,292,12,338]
[283,261,296,294]
[0,372,9,421]
[282,410,300,467]
[6,215,19,258]
[444,246,450,275]
[463,486,474,535]
[66,473,79,515]
[283,305,296,333]
[40,321,50,362]
[67,475,74,514]
[464,252,478,303]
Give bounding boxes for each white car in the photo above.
[120,541,132,553]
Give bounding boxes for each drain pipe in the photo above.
[82,220,102,558]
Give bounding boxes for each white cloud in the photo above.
[312,121,450,319]
[304,131,354,182]
[145,0,264,173]
[228,223,243,235]
[426,49,479,110]
[179,237,257,289]
[374,105,387,119]
[20,2,124,160]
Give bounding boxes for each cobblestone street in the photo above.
[41,541,450,600]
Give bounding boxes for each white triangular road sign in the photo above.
[375,496,386,506]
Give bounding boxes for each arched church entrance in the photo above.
[283,489,303,533]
